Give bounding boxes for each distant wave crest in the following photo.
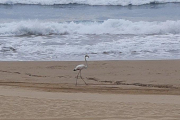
[0,0,180,6]
[1,19,180,36]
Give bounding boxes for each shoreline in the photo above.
[0,60,180,119]
[0,60,179,95]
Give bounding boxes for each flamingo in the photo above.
[73,55,89,86]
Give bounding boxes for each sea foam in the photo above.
[0,0,180,6]
[1,19,180,36]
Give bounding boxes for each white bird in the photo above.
[73,55,89,86]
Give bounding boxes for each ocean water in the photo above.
[0,0,180,61]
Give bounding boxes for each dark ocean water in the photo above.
[0,1,180,61]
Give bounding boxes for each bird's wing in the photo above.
[74,64,86,70]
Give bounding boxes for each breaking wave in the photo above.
[0,0,180,6]
[1,19,180,36]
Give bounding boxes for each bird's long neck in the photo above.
[85,57,88,68]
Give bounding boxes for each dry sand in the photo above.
[0,60,180,120]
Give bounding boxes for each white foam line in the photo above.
[0,0,180,6]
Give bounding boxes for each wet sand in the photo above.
[0,60,180,119]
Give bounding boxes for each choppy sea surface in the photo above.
[0,0,180,61]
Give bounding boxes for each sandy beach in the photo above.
[0,60,180,120]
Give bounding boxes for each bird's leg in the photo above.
[76,70,80,79]
[76,77,77,86]
[80,70,82,79]
[76,71,80,86]
[80,70,87,85]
